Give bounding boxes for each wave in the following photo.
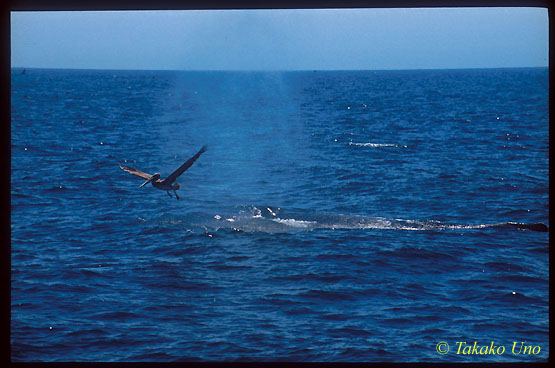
[271,218,318,228]
[349,142,407,148]
[147,206,548,234]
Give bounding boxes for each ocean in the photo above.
[10,67,549,362]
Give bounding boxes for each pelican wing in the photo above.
[119,164,153,180]
[163,145,207,184]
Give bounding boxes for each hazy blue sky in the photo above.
[11,8,548,70]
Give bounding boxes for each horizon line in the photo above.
[10,65,549,73]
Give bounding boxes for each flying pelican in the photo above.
[119,145,207,200]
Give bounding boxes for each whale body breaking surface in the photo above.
[144,206,549,234]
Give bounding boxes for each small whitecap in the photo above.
[214,215,222,220]
[252,207,262,218]
[350,142,406,148]
[272,218,317,228]
[226,218,235,222]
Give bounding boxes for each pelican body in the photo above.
[119,145,207,200]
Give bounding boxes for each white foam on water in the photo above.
[349,142,407,148]
[271,218,318,228]
[251,207,263,218]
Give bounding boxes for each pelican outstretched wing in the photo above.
[119,164,153,180]
[163,145,207,184]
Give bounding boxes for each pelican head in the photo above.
[139,173,161,188]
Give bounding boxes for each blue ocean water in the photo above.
[10,68,548,362]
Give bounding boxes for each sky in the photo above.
[10,8,549,71]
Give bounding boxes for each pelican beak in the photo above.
[139,177,155,188]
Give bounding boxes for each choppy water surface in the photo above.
[11,68,548,361]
